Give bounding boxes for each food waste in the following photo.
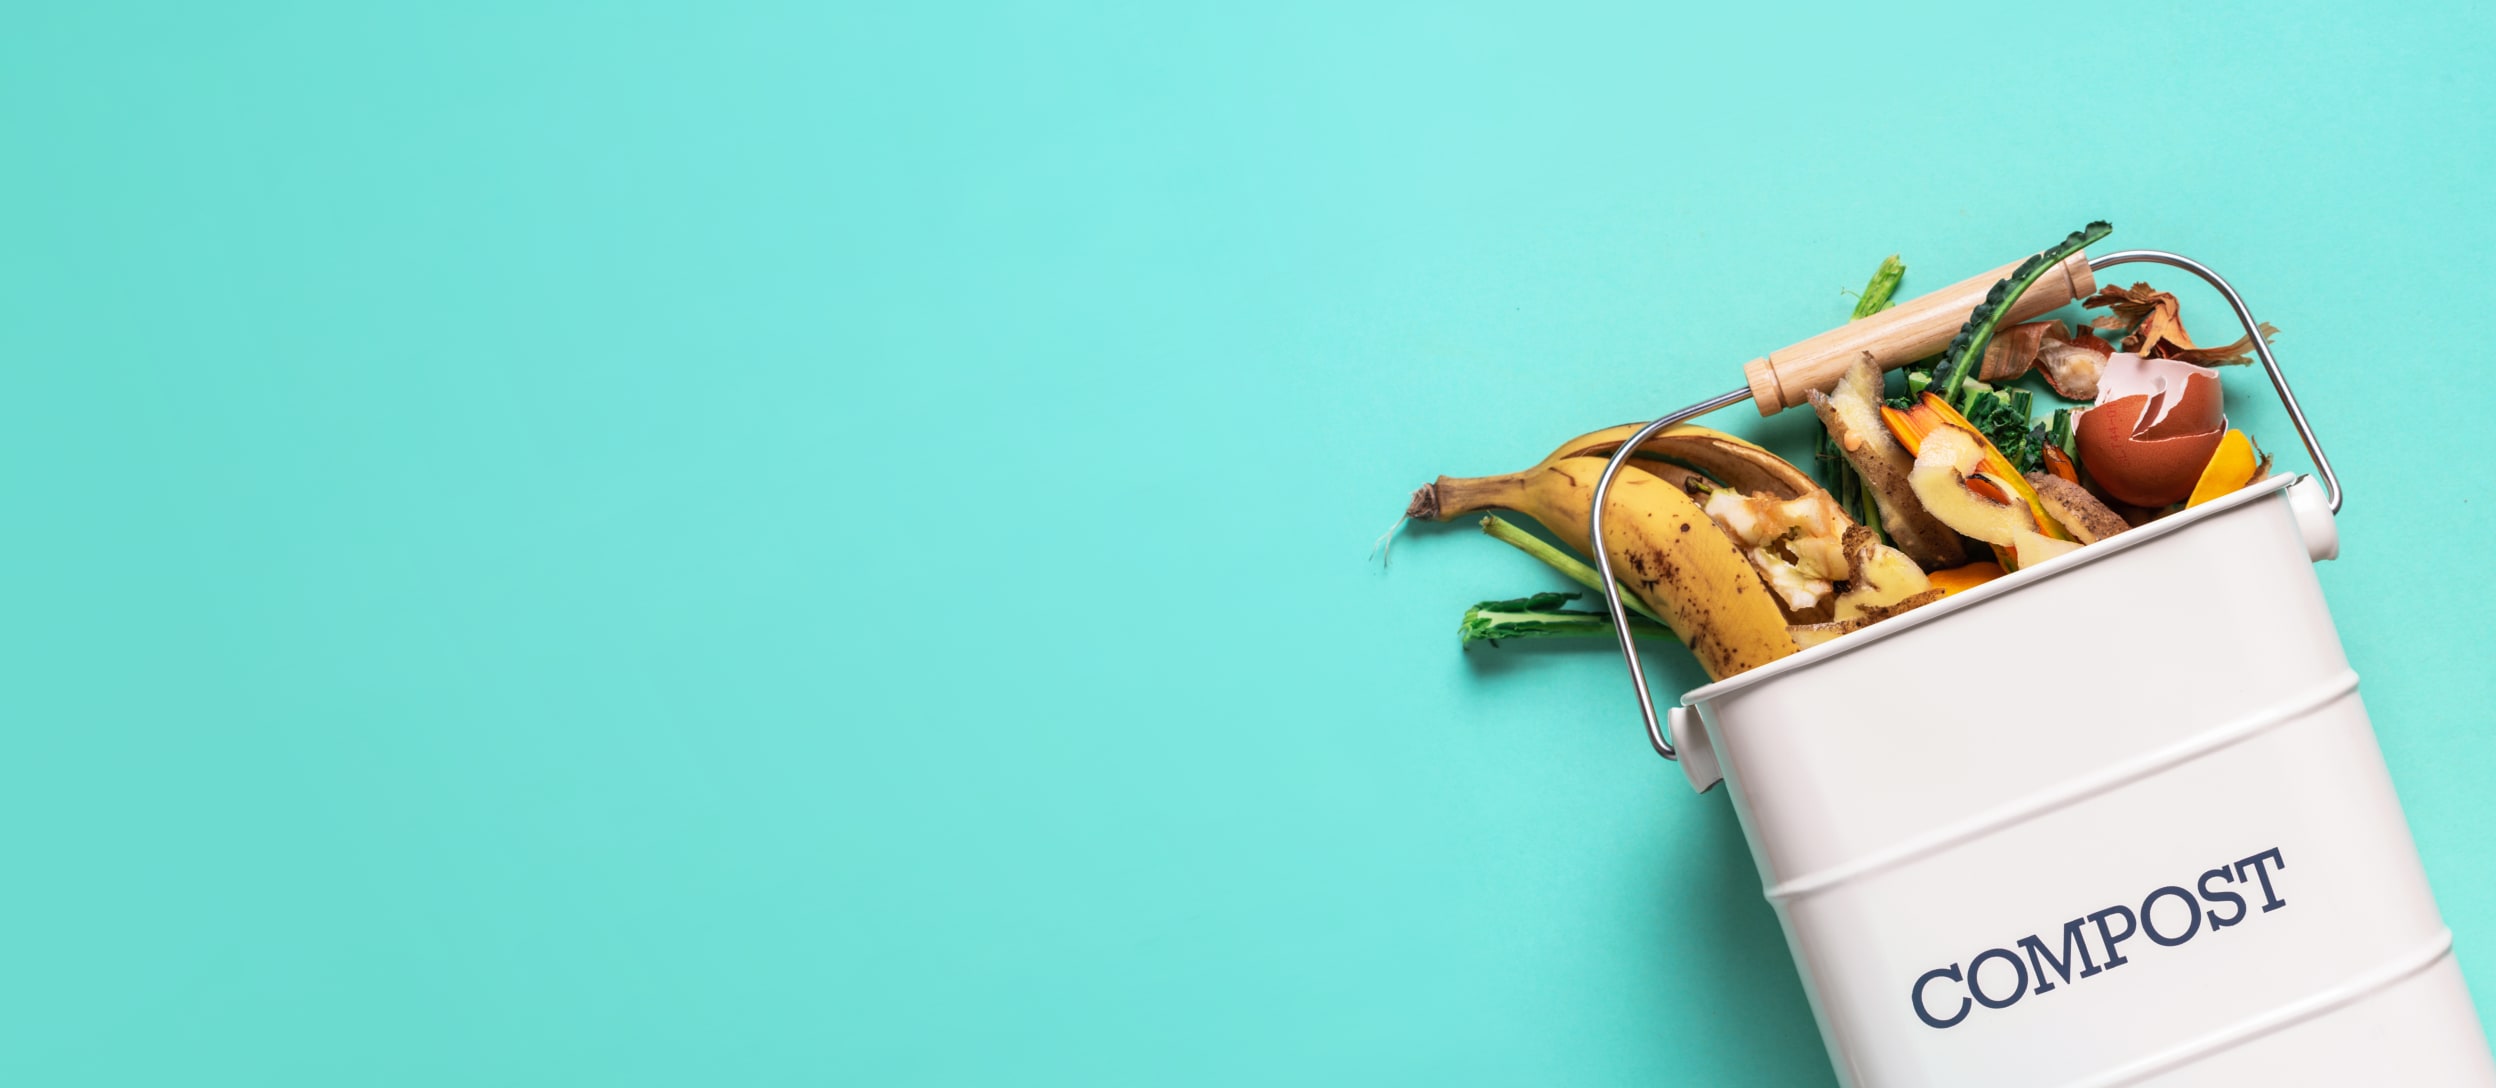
[1410,224,2279,682]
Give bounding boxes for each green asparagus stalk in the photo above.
[1814,426,1845,493]
[1851,254,1904,319]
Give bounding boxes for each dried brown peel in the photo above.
[2084,281,2278,366]
[2031,324,2115,399]
[2164,329,2279,367]
[1977,320,2058,383]
[1972,321,2115,399]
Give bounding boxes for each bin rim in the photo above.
[1677,471,2304,708]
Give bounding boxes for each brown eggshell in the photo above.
[2133,369,2225,440]
[2075,394,2227,507]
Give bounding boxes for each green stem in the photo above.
[1460,593,1671,647]
[1852,254,1905,319]
[1937,222,2111,404]
[1479,515,1667,626]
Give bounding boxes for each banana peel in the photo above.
[1409,457,1797,680]
[1535,422,1823,501]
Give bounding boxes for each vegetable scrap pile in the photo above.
[1408,222,2279,682]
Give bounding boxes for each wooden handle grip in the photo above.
[1740,251,2097,415]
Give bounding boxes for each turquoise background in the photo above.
[4,3,2490,1084]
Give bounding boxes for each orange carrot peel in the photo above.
[2039,444,2079,484]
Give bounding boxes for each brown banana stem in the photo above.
[1407,471,1532,523]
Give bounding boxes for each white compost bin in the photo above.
[1659,473,2494,1086]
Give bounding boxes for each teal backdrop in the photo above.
[4,3,2491,1084]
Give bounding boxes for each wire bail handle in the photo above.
[1591,250,2339,763]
